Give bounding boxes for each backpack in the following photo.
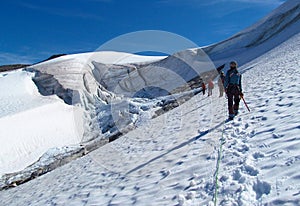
[227,69,241,85]
[224,68,242,92]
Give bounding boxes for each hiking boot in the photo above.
[229,114,235,120]
[234,110,239,116]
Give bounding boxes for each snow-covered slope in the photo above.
[12,0,299,165]
[0,51,171,174]
[0,49,213,179]
[28,48,215,143]
[1,31,300,205]
[1,0,300,203]
[203,0,300,66]
[0,70,82,175]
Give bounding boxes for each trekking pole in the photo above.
[240,95,250,112]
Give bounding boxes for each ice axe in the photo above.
[240,94,250,112]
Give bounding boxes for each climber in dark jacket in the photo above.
[224,61,243,120]
[201,82,206,95]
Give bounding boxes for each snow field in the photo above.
[1,1,300,204]
[0,70,83,176]
[0,81,225,205]
[1,33,300,205]
[213,33,300,205]
[0,51,167,176]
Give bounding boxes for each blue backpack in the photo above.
[224,69,242,91]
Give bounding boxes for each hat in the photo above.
[230,61,238,66]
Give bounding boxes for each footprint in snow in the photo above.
[242,164,259,176]
[232,169,242,181]
[233,121,242,127]
[133,185,140,191]
[237,144,250,153]
[176,161,184,166]
[276,102,293,107]
[272,133,284,139]
[252,152,265,159]
[160,170,171,179]
[253,179,271,200]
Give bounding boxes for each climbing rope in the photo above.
[213,95,227,206]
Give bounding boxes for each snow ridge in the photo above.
[203,0,300,66]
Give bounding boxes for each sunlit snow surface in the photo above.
[0,70,82,175]
[1,0,300,205]
[1,32,300,205]
[0,52,167,176]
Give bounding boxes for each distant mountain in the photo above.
[0,54,67,73]
[0,64,31,73]
[37,54,66,63]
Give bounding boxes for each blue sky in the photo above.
[0,0,286,65]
